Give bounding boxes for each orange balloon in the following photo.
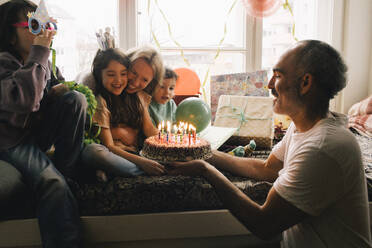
[174,68,201,95]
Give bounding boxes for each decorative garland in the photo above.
[148,0,298,102]
[148,0,239,103]
[51,48,101,145]
[282,0,298,41]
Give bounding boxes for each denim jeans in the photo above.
[0,160,33,219]
[82,143,144,176]
[0,90,87,248]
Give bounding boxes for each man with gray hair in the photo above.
[169,40,371,247]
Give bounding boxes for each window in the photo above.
[136,0,250,100]
[262,0,317,69]
[47,0,327,90]
[47,0,118,80]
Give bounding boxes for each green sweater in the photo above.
[148,99,177,126]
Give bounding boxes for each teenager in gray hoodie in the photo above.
[0,1,86,247]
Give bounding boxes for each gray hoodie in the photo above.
[0,45,63,150]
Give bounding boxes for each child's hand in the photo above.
[111,127,138,146]
[49,83,70,97]
[45,84,70,104]
[137,90,152,107]
[33,29,56,48]
[139,159,165,176]
[113,141,137,152]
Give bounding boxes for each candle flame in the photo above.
[166,121,171,132]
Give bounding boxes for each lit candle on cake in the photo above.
[190,124,196,143]
[188,124,191,145]
[173,125,178,144]
[179,122,184,143]
[158,123,161,141]
[166,121,171,144]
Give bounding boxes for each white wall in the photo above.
[370,47,372,95]
[342,0,372,112]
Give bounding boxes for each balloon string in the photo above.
[148,0,238,103]
[147,0,162,48]
[152,0,190,66]
[201,0,238,103]
[282,0,298,41]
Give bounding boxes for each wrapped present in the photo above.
[273,113,292,142]
[210,70,270,121]
[213,95,274,148]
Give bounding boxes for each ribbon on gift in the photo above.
[217,104,271,133]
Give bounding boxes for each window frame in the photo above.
[118,0,262,73]
[118,0,345,111]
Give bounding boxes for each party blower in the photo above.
[27,0,57,34]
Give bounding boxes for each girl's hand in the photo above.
[33,29,56,48]
[139,159,165,176]
[111,127,138,147]
[113,141,137,153]
[49,84,70,97]
[137,90,152,107]
[44,84,70,105]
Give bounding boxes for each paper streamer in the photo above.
[147,0,239,103]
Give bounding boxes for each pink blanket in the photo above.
[348,95,372,137]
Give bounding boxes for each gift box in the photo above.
[213,95,274,149]
[210,70,270,121]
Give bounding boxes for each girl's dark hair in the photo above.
[92,48,143,128]
[0,0,37,60]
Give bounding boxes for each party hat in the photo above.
[33,0,50,23]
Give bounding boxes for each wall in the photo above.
[342,0,372,112]
[370,47,372,95]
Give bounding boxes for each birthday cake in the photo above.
[141,135,212,162]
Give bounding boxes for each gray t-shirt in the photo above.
[273,112,371,247]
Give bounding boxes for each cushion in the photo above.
[348,95,372,116]
[74,173,272,216]
[348,95,372,137]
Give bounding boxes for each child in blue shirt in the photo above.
[149,67,178,126]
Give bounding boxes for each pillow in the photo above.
[348,95,372,116]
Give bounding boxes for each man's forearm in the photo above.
[208,150,277,182]
[202,163,269,238]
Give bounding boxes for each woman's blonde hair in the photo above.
[126,45,165,94]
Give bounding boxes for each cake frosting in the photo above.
[141,135,212,162]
